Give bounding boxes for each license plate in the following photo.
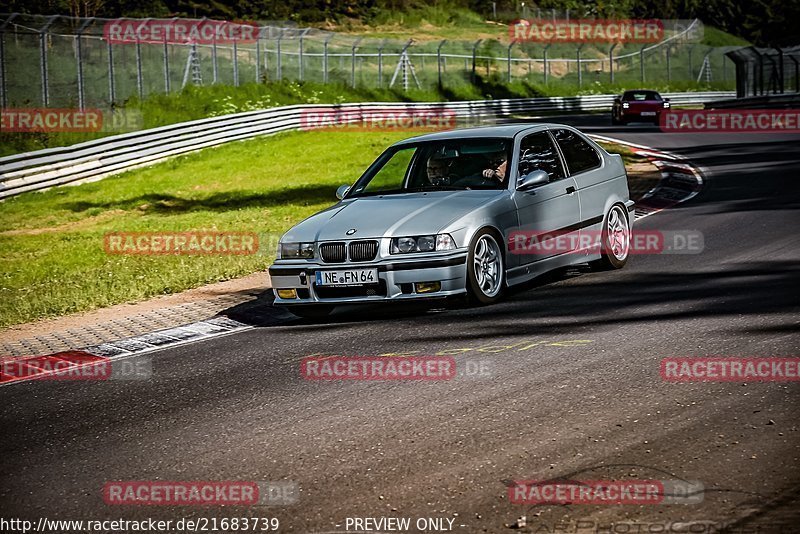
[641,111,656,116]
[316,269,378,286]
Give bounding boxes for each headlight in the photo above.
[622,102,630,109]
[279,242,314,259]
[391,234,456,254]
[663,101,670,108]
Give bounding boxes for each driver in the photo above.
[482,151,508,183]
[426,155,453,186]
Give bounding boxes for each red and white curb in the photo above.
[590,134,705,220]
[0,316,256,387]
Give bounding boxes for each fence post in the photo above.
[323,35,332,84]
[576,43,584,88]
[351,37,362,88]
[437,39,447,89]
[608,43,617,84]
[163,36,170,93]
[640,44,646,83]
[0,13,18,109]
[721,49,728,82]
[233,35,239,86]
[74,17,92,110]
[212,35,218,83]
[377,40,385,87]
[543,43,551,84]
[666,45,671,83]
[507,40,515,83]
[39,15,58,107]
[789,54,799,92]
[107,40,116,104]
[277,29,283,81]
[0,29,5,109]
[255,27,261,82]
[299,28,310,81]
[471,39,482,84]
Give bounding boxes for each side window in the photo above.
[552,129,602,175]
[517,132,565,182]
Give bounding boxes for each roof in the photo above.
[392,122,562,145]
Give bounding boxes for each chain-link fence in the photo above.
[0,13,738,109]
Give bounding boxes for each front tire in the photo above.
[590,204,630,271]
[466,229,505,305]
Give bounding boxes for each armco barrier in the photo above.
[0,91,733,199]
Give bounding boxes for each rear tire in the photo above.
[466,229,505,305]
[289,305,334,319]
[590,204,630,271]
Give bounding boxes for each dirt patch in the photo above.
[626,160,662,201]
[0,271,272,349]
[1,209,129,236]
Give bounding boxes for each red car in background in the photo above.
[612,90,670,125]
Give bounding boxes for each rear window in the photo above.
[623,91,662,101]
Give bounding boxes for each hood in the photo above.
[282,190,505,242]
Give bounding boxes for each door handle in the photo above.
[566,186,576,194]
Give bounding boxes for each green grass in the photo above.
[330,6,501,41]
[0,129,413,327]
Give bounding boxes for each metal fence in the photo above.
[726,46,800,98]
[0,91,734,199]
[0,13,738,109]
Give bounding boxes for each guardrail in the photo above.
[0,91,734,199]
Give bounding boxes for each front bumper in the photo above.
[621,109,663,121]
[269,252,469,305]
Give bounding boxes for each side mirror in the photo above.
[516,170,549,191]
[335,184,351,200]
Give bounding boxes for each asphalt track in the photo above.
[1,117,799,533]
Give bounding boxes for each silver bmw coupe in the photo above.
[270,124,634,317]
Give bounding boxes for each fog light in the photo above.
[277,288,297,299]
[415,282,441,294]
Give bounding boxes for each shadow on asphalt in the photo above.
[218,260,800,337]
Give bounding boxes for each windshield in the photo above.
[623,91,662,101]
[347,138,512,197]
